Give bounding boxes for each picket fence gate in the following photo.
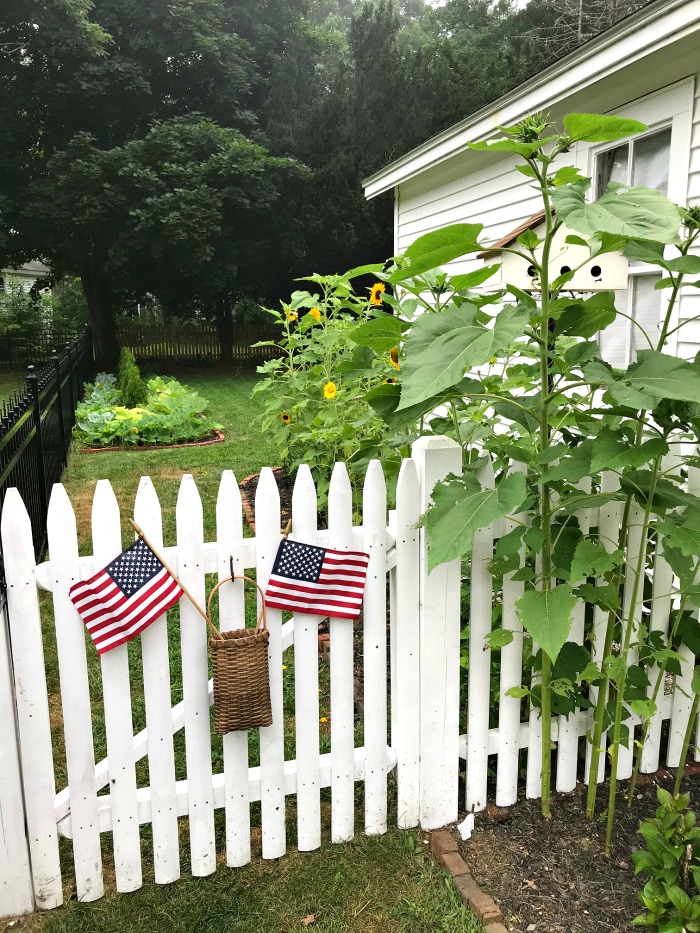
[1,435,698,917]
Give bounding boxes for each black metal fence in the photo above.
[0,330,83,368]
[0,331,93,562]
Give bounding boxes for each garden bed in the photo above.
[458,769,700,933]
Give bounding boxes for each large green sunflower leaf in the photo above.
[389,224,484,283]
[516,585,577,663]
[423,471,527,570]
[551,180,682,244]
[397,303,529,410]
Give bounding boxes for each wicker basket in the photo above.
[207,574,272,735]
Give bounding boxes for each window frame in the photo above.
[582,78,694,362]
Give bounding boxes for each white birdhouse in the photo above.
[481,210,629,292]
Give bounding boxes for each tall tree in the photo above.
[0,0,307,365]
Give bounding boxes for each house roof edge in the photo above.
[362,0,698,200]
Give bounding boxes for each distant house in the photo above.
[363,0,700,367]
[0,261,51,293]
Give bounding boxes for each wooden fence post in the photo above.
[0,593,34,918]
[412,435,462,830]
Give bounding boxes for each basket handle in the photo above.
[206,573,267,641]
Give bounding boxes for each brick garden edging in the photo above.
[430,830,509,932]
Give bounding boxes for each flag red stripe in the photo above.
[321,556,369,568]
[87,574,181,637]
[267,576,363,598]
[265,590,361,612]
[84,569,174,630]
[264,597,361,620]
[94,584,183,653]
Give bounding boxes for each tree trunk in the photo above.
[81,267,119,370]
[216,294,234,365]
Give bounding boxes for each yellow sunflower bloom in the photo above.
[286,310,298,321]
[323,381,337,400]
[389,347,400,371]
[280,412,291,425]
[369,282,386,305]
[383,377,397,385]
[309,307,322,321]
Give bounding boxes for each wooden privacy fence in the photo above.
[2,435,698,917]
[116,323,277,364]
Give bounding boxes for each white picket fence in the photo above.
[1,435,698,917]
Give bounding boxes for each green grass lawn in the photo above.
[26,368,482,933]
[0,367,26,405]
[14,831,481,933]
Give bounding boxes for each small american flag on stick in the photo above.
[264,538,370,620]
[69,537,184,654]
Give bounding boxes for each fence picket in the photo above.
[47,483,104,901]
[292,465,322,850]
[619,503,645,779]
[466,460,495,812]
[412,436,462,829]
[585,472,621,784]
[667,465,700,767]
[176,475,215,875]
[363,459,388,834]
[92,481,142,892]
[327,463,356,842]
[0,577,34,916]
[133,476,180,884]
[641,450,681,775]
[255,467,286,859]
[1,489,62,910]
[496,462,527,808]
[556,480,591,793]
[216,471,251,867]
[393,458,421,828]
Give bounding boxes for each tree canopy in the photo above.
[0,0,648,364]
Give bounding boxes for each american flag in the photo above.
[69,537,183,654]
[264,539,370,620]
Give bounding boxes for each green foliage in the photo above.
[253,273,403,508]
[75,374,221,447]
[345,108,700,831]
[118,349,148,408]
[633,788,700,931]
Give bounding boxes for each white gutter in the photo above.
[363,0,700,199]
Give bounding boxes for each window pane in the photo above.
[632,129,672,193]
[631,274,662,356]
[596,144,629,197]
[598,275,661,368]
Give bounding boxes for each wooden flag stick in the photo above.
[129,517,217,635]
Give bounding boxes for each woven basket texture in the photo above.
[210,628,272,734]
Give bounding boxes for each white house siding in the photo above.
[394,74,700,362]
[396,148,577,279]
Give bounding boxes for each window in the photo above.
[594,127,672,368]
[595,127,672,197]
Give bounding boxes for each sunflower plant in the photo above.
[252,270,408,509]
[347,111,700,849]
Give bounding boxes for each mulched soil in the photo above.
[459,769,700,933]
[239,466,295,530]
